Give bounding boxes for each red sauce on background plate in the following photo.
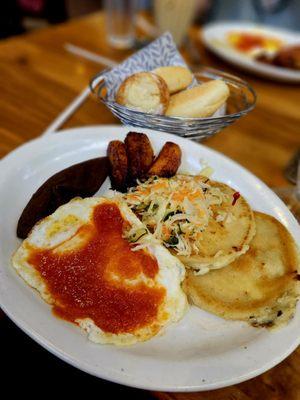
[227,32,282,53]
[234,33,265,51]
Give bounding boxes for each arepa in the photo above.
[184,212,299,328]
[178,180,256,273]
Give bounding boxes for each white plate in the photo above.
[0,125,299,392]
[202,22,300,82]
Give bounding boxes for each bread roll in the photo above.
[153,66,193,94]
[165,80,230,118]
[115,72,169,114]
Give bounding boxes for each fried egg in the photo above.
[12,197,187,345]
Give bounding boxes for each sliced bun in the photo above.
[153,66,193,94]
[165,80,230,118]
[115,72,169,114]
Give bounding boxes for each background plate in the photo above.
[0,125,299,392]
[202,22,300,82]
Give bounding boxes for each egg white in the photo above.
[12,197,188,345]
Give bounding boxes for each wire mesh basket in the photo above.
[90,66,256,141]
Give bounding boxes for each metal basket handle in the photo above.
[89,70,108,99]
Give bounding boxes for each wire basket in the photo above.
[90,66,256,141]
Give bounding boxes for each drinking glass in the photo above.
[105,0,137,49]
[154,0,196,46]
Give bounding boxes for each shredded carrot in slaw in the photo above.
[123,175,227,257]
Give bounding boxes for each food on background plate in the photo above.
[17,157,109,239]
[184,212,300,328]
[165,80,229,118]
[256,44,300,70]
[115,71,170,114]
[227,30,300,71]
[124,175,255,274]
[272,44,300,70]
[153,66,193,94]
[227,31,283,56]
[12,197,187,345]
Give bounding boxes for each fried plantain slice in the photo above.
[125,132,154,182]
[107,140,128,192]
[148,142,181,178]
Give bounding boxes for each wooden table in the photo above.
[0,11,299,400]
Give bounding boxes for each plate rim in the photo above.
[1,124,299,392]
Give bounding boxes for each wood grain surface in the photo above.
[0,11,299,400]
